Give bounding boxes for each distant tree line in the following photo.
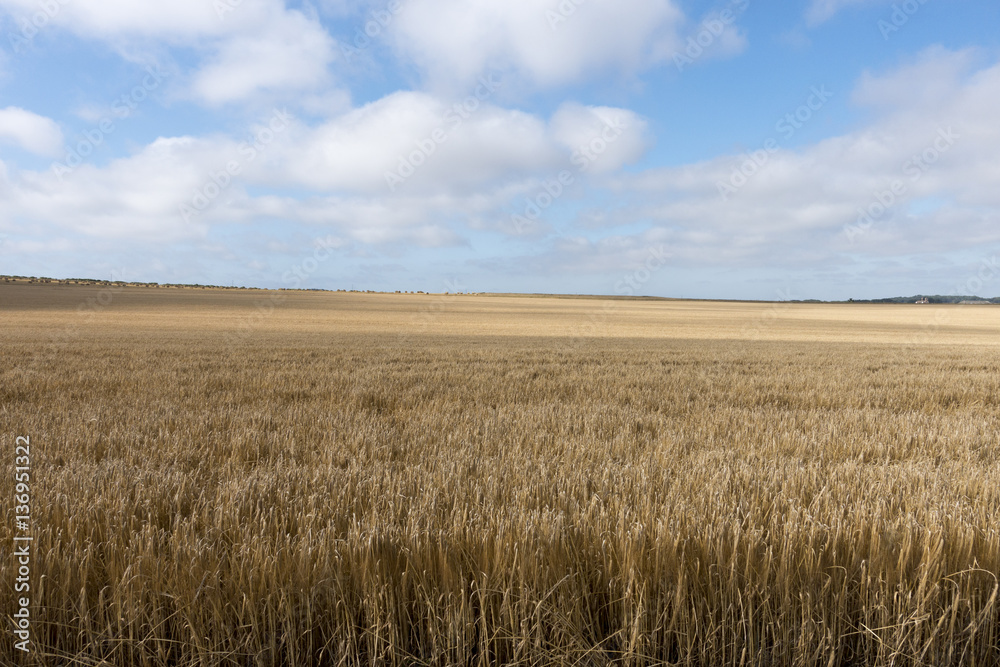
[847,295,1000,304]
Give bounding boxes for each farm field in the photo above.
[2,283,999,666]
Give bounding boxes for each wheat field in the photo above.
[2,283,999,666]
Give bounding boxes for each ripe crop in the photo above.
[1,284,998,665]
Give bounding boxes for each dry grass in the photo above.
[1,283,999,666]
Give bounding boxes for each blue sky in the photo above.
[1,0,999,300]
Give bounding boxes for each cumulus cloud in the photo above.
[190,11,337,105]
[0,107,63,157]
[268,91,560,194]
[389,0,684,89]
[604,47,1000,269]
[549,103,649,174]
[5,39,997,299]
[0,0,339,105]
[255,95,650,195]
[0,0,220,37]
[0,92,650,245]
[852,46,979,112]
[670,5,750,71]
[6,136,214,241]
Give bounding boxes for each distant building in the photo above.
[916,297,930,304]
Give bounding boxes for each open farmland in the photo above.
[2,283,999,666]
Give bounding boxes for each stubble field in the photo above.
[1,283,999,666]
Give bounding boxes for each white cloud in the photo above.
[0,107,63,157]
[549,103,649,174]
[852,46,978,111]
[6,43,998,297]
[6,136,212,240]
[190,10,337,105]
[389,0,684,89]
[598,48,1000,268]
[0,93,650,244]
[271,91,558,193]
[0,0,339,106]
[671,7,750,69]
[258,94,649,195]
[0,0,220,39]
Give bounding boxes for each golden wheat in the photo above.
[1,283,998,666]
